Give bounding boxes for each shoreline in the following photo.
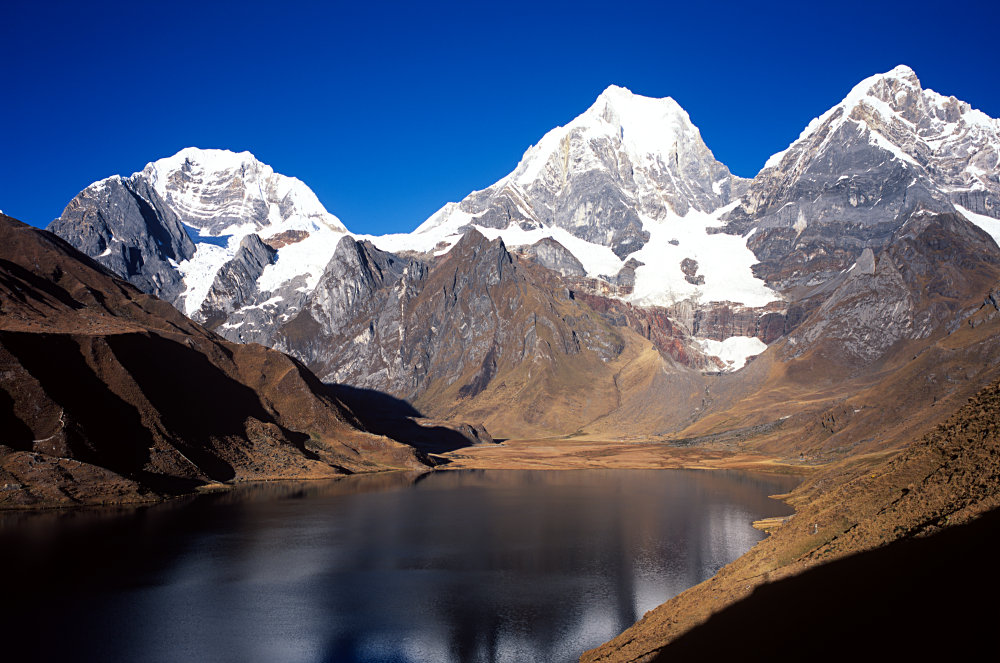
[437,438,820,476]
[2,439,819,513]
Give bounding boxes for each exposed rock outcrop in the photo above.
[723,66,1000,292]
[785,208,1000,361]
[196,233,277,328]
[48,175,195,303]
[517,237,587,277]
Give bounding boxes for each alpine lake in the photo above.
[0,468,799,662]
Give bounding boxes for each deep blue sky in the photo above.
[2,0,998,234]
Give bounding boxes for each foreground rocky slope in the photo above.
[584,371,1000,662]
[0,214,427,508]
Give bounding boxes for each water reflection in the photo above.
[0,469,798,663]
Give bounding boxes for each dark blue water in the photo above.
[0,469,798,663]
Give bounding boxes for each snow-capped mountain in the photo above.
[368,85,779,310]
[723,65,1000,290]
[50,87,786,370]
[142,148,349,315]
[48,68,1000,384]
[51,148,350,337]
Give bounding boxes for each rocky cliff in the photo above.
[723,65,1000,292]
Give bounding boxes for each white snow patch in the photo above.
[956,204,1000,249]
[257,226,347,294]
[627,208,780,307]
[697,336,768,372]
[176,243,232,316]
[476,224,624,277]
[363,204,474,256]
[369,215,625,278]
[793,209,807,236]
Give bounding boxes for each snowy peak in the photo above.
[403,82,745,286]
[55,148,353,323]
[589,85,693,161]
[840,64,997,134]
[727,65,1000,292]
[510,84,716,190]
[764,65,1000,174]
[139,147,347,236]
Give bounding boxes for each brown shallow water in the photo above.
[0,469,798,663]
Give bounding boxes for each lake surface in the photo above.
[0,469,798,663]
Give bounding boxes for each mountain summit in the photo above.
[405,84,745,260]
[725,65,1000,290]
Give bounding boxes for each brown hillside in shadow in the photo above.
[0,214,429,508]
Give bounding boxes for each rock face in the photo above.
[517,237,586,277]
[276,231,627,417]
[197,233,277,329]
[785,208,1000,361]
[570,291,699,367]
[48,175,195,303]
[723,65,1000,292]
[278,235,428,395]
[0,213,427,508]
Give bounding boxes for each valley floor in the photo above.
[439,438,813,475]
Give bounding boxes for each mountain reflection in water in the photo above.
[0,469,799,663]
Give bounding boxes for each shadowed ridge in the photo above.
[0,213,430,509]
[652,505,1000,662]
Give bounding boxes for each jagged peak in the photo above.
[445,227,512,264]
[508,84,708,187]
[450,226,494,252]
[761,65,999,171]
[592,84,687,124]
[148,147,262,175]
[883,64,918,80]
[140,148,273,193]
[322,233,413,289]
[128,147,347,233]
[836,65,923,115]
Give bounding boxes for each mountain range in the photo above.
[4,63,1000,660]
[45,65,1000,445]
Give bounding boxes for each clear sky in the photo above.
[2,0,998,234]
